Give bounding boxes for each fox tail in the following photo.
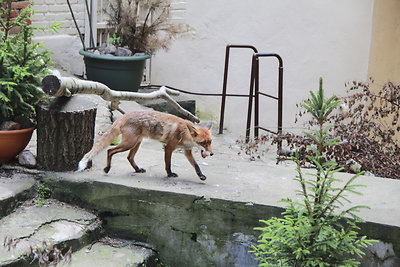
[76,121,121,172]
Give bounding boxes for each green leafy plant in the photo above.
[36,184,52,206]
[251,78,376,266]
[0,0,60,126]
[108,33,122,46]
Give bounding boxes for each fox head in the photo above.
[187,122,213,158]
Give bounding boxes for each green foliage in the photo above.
[0,0,60,122]
[251,78,376,266]
[108,33,122,46]
[112,137,121,146]
[36,184,52,206]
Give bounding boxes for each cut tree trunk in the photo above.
[36,96,97,171]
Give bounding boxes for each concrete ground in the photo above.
[39,94,400,229]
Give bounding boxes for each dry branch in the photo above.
[41,75,199,122]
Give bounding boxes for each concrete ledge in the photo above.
[136,88,196,120]
[41,167,400,266]
[142,99,196,120]
[40,175,281,266]
[0,173,36,218]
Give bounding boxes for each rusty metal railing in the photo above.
[218,45,283,145]
[219,45,259,135]
[246,52,283,143]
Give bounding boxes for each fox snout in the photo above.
[201,149,213,158]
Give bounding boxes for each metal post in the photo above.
[245,55,257,143]
[218,46,231,134]
[218,45,258,135]
[254,56,260,139]
[251,53,284,146]
[277,63,284,151]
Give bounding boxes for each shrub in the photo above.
[0,0,60,124]
[327,80,400,178]
[274,79,400,179]
[251,78,376,266]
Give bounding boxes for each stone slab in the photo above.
[0,173,36,218]
[65,238,155,267]
[0,200,101,266]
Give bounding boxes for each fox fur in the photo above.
[77,110,213,180]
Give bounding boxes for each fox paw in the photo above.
[168,172,178,178]
[199,174,207,181]
[136,168,146,173]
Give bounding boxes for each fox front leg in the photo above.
[184,149,206,181]
[164,145,178,177]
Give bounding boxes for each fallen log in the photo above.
[41,74,200,123]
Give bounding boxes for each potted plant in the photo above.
[0,0,59,163]
[78,0,189,92]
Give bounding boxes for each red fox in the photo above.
[77,110,213,180]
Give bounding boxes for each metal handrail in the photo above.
[219,45,258,134]
[247,53,283,144]
[217,45,283,145]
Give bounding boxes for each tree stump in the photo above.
[36,96,97,171]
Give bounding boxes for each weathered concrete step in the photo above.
[69,237,156,267]
[0,200,101,266]
[0,173,36,218]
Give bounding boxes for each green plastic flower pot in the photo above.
[79,49,150,92]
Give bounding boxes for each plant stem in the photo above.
[4,0,12,41]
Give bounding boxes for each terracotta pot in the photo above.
[0,127,35,163]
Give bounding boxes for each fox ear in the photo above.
[204,121,213,130]
[187,124,199,137]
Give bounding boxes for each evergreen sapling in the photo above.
[251,78,376,266]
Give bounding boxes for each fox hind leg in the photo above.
[127,139,146,173]
[104,133,139,173]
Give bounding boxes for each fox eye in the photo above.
[200,141,206,146]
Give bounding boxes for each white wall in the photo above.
[33,0,374,136]
[32,0,85,75]
[151,0,374,135]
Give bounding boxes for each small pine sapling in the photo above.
[251,78,376,266]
